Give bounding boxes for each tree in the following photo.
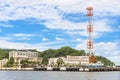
[39,49,56,58]
[9,57,14,64]
[4,57,15,67]
[20,59,29,68]
[96,56,115,66]
[0,46,116,67]
[41,57,48,66]
[0,49,12,60]
[38,46,86,58]
[56,58,64,67]
[57,46,75,56]
[20,59,38,68]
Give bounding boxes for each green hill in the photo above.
[0,49,12,60]
[0,46,115,66]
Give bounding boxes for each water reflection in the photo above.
[86,72,96,80]
[0,71,119,80]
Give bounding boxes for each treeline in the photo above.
[0,46,115,66]
[0,49,12,60]
[96,56,115,66]
[38,46,85,58]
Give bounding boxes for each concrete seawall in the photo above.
[0,67,120,72]
[34,67,120,72]
[0,68,33,71]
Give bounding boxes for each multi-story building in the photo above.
[48,58,58,66]
[9,50,38,63]
[61,56,81,65]
[48,55,89,66]
[80,56,89,65]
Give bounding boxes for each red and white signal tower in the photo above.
[86,7,94,56]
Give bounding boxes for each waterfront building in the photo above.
[48,58,59,66]
[9,50,38,63]
[89,61,104,66]
[48,55,90,66]
[80,56,89,65]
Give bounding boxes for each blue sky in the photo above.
[0,0,120,65]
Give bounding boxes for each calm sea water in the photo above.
[0,71,119,80]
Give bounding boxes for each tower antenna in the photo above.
[86,7,94,56]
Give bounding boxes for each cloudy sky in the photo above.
[0,0,120,65]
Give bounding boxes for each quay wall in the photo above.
[0,67,120,72]
[34,67,120,72]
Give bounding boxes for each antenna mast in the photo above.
[86,7,94,56]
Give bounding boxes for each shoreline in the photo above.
[0,67,120,72]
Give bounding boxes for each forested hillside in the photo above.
[0,46,115,66]
[0,49,12,60]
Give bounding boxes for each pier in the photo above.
[34,66,120,72]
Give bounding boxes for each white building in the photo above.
[49,58,58,66]
[89,61,104,66]
[80,56,89,65]
[48,55,89,66]
[9,50,38,63]
[61,56,81,64]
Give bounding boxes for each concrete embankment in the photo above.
[34,67,120,72]
[1,67,120,72]
[0,68,33,71]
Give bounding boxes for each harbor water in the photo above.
[0,71,119,80]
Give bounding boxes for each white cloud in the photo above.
[45,20,86,30]
[0,39,46,51]
[94,20,113,32]
[0,35,32,41]
[76,41,120,65]
[0,38,119,65]
[0,0,119,65]
[0,1,61,21]
[0,39,67,51]
[1,33,36,41]
[0,23,14,27]
[44,0,120,16]
[43,0,82,6]
[12,33,34,37]
[45,18,113,32]
[20,37,31,40]
[0,0,119,22]
[76,38,84,42]
[41,37,48,41]
[0,0,117,39]
[76,40,87,50]
[107,56,120,66]
[65,30,101,39]
[45,19,113,39]
[0,37,11,40]
[55,37,63,41]
[0,39,31,49]
[94,42,120,56]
